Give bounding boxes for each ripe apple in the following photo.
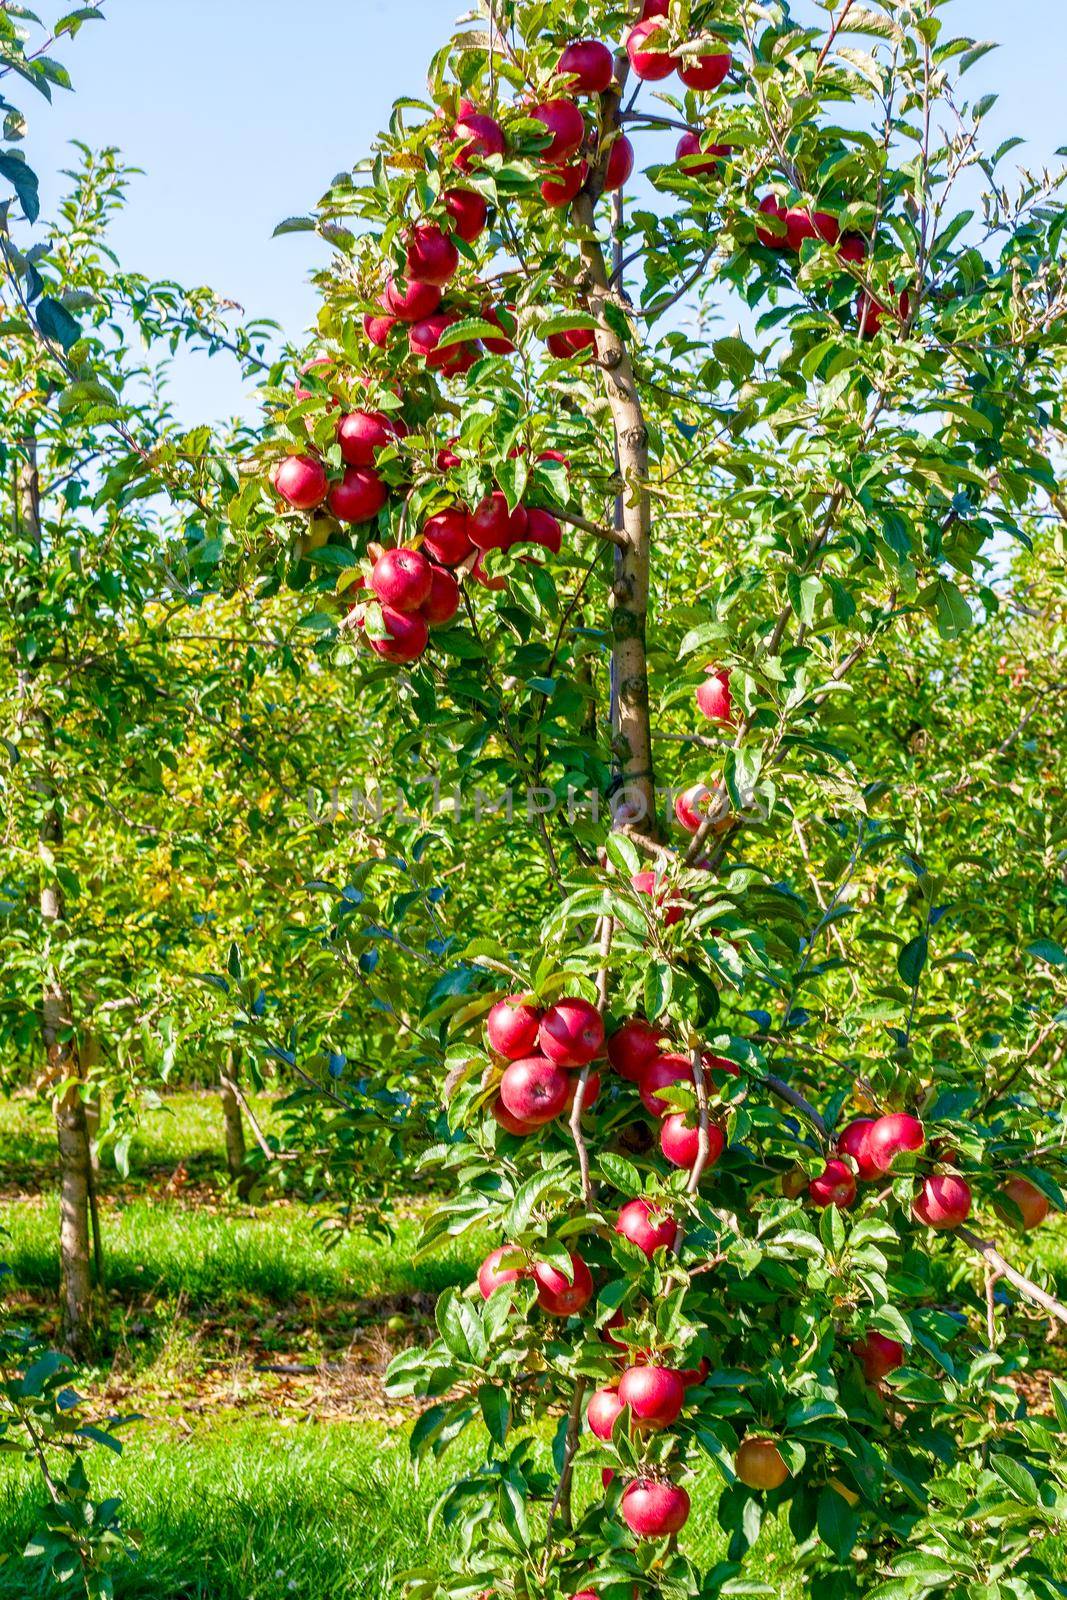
[491,1096,539,1136]
[912,1173,972,1230]
[866,1113,925,1173]
[337,410,401,467]
[558,40,614,95]
[531,1251,594,1315]
[837,1118,881,1181]
[661,1113,724,1172]
[366,605,429,664]
[852,1330,905,1383]
[405,223,459,287]
[469,550,508,591]
[477,1245,526,1299]
[453,107,506,170]
[735,1437,789,1491]
[470,491,529,550]
[808,1158,857,1210]
[499,1056,570,1126]
[523,507,562,554]
[531,99,586,163]
[621,1479,691,1538]
[587,1385,625,1441]
[995,1176,1051,1231]
[857,287,911,337]
[626,18,676,81]
[618,1364,685,1429]
[486,996,543,1059]
[481,304,517,354]
[604,135,635,192]
[677,44,732,91]
[756,194,788,249]
[546,326,596,360]
[369,548,433,613]
[695,665,733,722]
[785,207,840,250]
[638,1052,692,1117]
[539,996,605,1067]
[384,276,443,322]
[541,161,588,208]
[421,565,461,627]
[563,1068,601,1112]
[273,454,328,511]
[608,1018,665,1082]
[409,313,481,373]
[674,782,713,834]
[444,187,488,242]
[327,466,388,524]
[704,1053,741,1091]
[631,870,683,927]
[838,232,868,264]
[679,1356,710,1389]
[675,133,731,176]
[615,1197,677,1257]
[363,311,397,347]
[642,0,669,13]
[422,509,475,567]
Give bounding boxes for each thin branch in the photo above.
[762,1074,828,1141]
[958,1227,1067,1330]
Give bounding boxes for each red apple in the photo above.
[363,311,397,347]
[469,550,508,592]
[491,1096,539,1135]
[422,508,474,567]
[499,1056,570,1126]
[615,1197,677,1257]
[384,276,443,322]
[523,507,562,554]
[837,1118,881,1181]
[866,1113,925,1174]
[704,1053,741,1090]
[531,98,586,163]
[604,135,635,192]
[852,1330,905,1383]
[996,1176,1051,1231]
[563,1068,601,1112]
[532,1251,594,1316]
[481,304,517,355]
[696,666,733,722]
[618,1364,685,1429]
[756,194,788,249]
[486,996,543,1060]
[337,410,401,467]
[366,605,429,664]
[405,223,459,287]
[621,1479,691,1538]
[477,1245,526,1299]
[661,1113,724,1172]
[785,207,840,250]
[735,1437,789,1490]
[638,1052,692,1117]
[470,491,528,551]
[912,1173,971,1231]
[808,1158,857,1210]
[369,548,433,613]
[608,1018,665,1082]
[444,187,488,242]
[839,232,868,264]
[677,45,732,91]
[558,40,614,95]
[674,782,713,834]
[587,1385,625,1441]
[327,466,388,524]
[679,1356,710,1389]
[409,313,481,373]
[541,161,588,208]
[546,326,596,360]
[626,18,676,81]
[642,0,669,13]
[539,997,604,1068]
[273,454,328,511]
[857,287,911,337]
[453,108,506,171]
[421,565,461,627]
[631,870,683,927]
[675,132,731,175]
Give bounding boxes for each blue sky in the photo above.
[29,0,1065,423]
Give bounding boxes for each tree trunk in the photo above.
[17,437,96,1356]
[220,1049,249,1189]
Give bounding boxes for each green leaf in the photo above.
[0,151,40,222]
[36,295,81,349]
[897,934,928,987]
[478,1382,510,1446]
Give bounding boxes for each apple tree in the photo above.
[241,0,1067,1594]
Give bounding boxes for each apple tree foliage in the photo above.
[231,0,1067,1593]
